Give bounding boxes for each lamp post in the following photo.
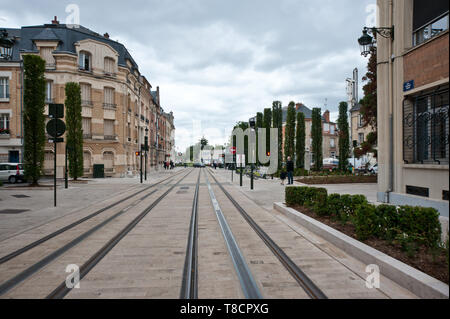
[358,26,394,57]
[249,117,256,190]
[145,127,149,181]
[0,30,14,60]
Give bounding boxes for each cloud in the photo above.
[1,0,375,150]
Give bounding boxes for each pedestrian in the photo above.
[286,156,294,185]
[280,169,287,186]
[170,160,174,170]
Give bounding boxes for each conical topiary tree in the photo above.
[65,82,84,180]
[296,112,306,168]
[284,102,296,161]
[311,108,323,171]
[23,55,46,186]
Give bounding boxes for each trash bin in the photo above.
[93,164,105,178]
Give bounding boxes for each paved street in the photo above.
[0,168,418,299]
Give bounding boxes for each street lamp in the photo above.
[249,117,256,190]
[358,26,394,57]
[145,127,149,180]
[0,30,14,60]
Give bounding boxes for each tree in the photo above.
[200,137,208,150]
[272,101,283,170]
[263,108,272,165]
[284,102,296,161]
[311,108,323,171]
[233,121,249,165]
[337,102,350,171]
[23,55,46,186]
[296,112,306,168]
[65,82,83,180]
[256,112,263,165]
[357,47,378,158]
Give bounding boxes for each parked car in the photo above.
[193,162,205,168]
[0,163,26,184]
[369,163,378,174]
[323,158,339,170]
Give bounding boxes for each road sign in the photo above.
[403,80,415,92]
[46,119,66,138]
[49,104,64,119]
[230,147,237,155]
[48,138,64,143]
[237,154,245,167]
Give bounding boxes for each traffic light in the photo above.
[135,151,141,156]
[266,151,271,157]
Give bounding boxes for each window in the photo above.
[413,13,449,46]
[324,123,330,132]
[330,139,335,148]
[82,118,91,138]
[103,87,116,109]
[45,81,52,103]
[330,125,335,135]
[83,152,91,173]
[403,88,449,164]
[104,57,115,75]
[358,133,364,145]
[0,77,9,99]
[40,47,55,68]
[81,83,92,106]
[104,119,115,138]
[103,151,114,172]
[79,51,91,71]
[358,114,364,127]
[0,113,9,134]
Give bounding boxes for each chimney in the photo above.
[295,103,303,111]
[156,86,160,104]
[52,16,59,25]
[324,110,330,123]
[104,33,110,39]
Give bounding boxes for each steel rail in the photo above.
[0,169,186,265]
[206,168,327,300]
[180,169,201,299]
[204,169,263,299]
[46,169,193,299]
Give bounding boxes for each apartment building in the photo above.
[0,18,175,177]
[350,103,377,166]
[376,0,448,215]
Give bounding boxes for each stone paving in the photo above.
[0,167,420,299]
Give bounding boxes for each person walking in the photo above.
[280,168,287,186]
[286,156,294,185]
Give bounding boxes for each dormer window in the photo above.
[79,51,91,71]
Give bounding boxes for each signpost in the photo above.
[237,154,245,187]
[47,104,65,207]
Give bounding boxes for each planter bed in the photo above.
[297,175,377,184]
[288,203,448,283]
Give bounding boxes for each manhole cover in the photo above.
[180,187,189,190]
[0,209,30,215]
[11,195,30,199]
[176,191,188,194]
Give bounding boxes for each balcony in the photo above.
[103,71,116,78]
[103,103,117,110]
[45,63,56,70]
[83,133,92,140]
[104,135,118,141]
[82,100,93,107]
[0,128,10,139]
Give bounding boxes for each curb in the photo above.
[274,202,449,299]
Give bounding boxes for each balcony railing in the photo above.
[45,63,56,70]
[141,115,145,121]
[103,103,117,110]
[82,100,93,107]
[104,135,117,141]
[83,133,92,139]
[103,71,116,77]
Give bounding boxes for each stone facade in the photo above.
[0,19,175,177]
[376,0,448,215]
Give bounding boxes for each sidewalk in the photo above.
[214,169,378,210]
[0,168,183,242]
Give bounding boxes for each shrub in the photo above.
[354,203,380,241]
[0,180,3,187]
[327,194,343,218]
[294,168,309,177]
[376,204,400,240]
[397,206,441,247]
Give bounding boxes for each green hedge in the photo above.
[0,180,3,187]
[286,186,442,247]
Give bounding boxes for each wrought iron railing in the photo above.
[83,133,92,139]
[82,100,93,107]
[104,135,117,141]
[403,88,449,164]
[103,103,117,110]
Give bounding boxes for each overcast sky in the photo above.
[1,0,375,151]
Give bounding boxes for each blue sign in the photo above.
[403,80,415,92]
